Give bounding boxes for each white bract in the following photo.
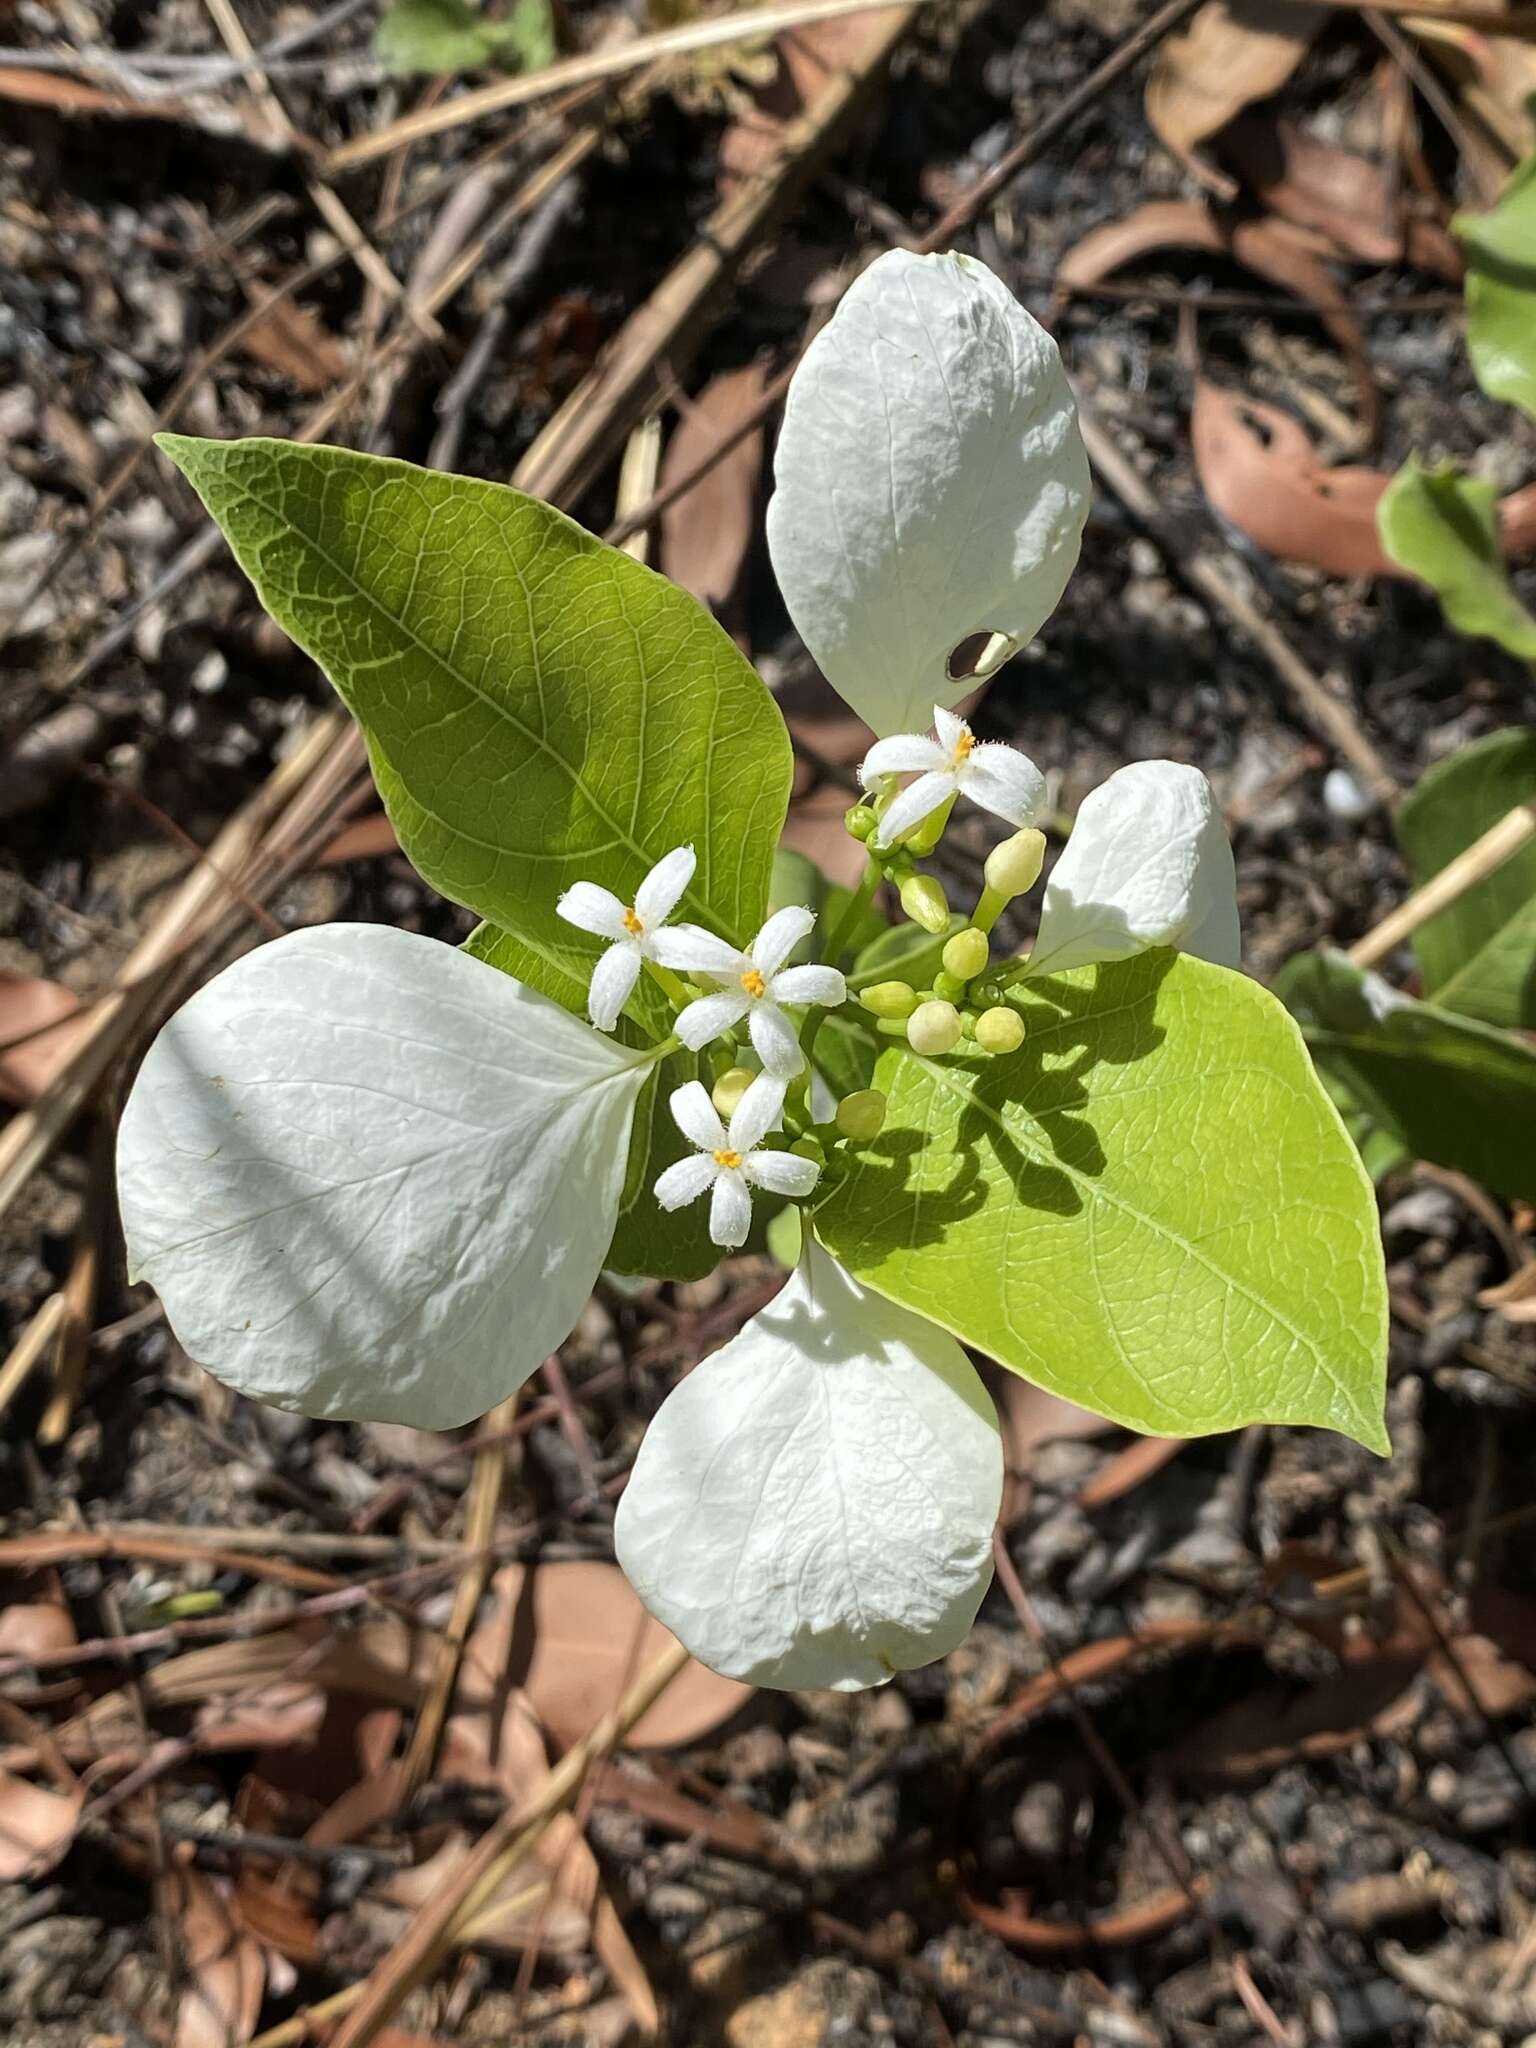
[767,248,1091,736]
[656,905,846,1079]
[1027,760,1240,979]
[862,705,1045,846]
[116,925,650,1429]
[654,1075,817,1248]
[615,1238,1003,1689]
[556,843,695,1031]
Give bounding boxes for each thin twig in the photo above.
[1349,796,1536,967]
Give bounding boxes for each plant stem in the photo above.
[644,958,695,1009]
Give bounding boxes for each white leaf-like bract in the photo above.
[117,924,649,1428]
[766,249,1091,736]
[1027,760,1241,979]
[615,1239,1002,1691]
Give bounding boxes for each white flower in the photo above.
[616,1238,1003,1690]
[653,905,846,1079]
[861,705,1045,848]
[766,249,1090,736]
[653,1075,817,1249]
[556,844,695,1031]
[1025,761,1241,979]
[116,925,651,1429]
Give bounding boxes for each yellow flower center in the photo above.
[951,726,976,767]
[740,967,766,998]
[622,906,644,936]
[712,1148,743,1169]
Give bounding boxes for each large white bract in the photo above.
[116,925,650,1429]
[767,248,1091,737]
[615,1239,1003,1690]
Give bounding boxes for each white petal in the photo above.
[709,1170,753,1248]
[959,741,1046,827]
[875,770,956,846]
[654,1153,719,1212]
[766,249,1091,735]
[747,999,804,1079]
[751,905,817,978]
[634,844,696,928]
[117,926,646,1430]
[860,734,944,783]
[743,1149,820,1198]
[556,881,629,942]
[727,1072,787,1154]
[615,1241,1003,1690]
[675,988,751,1052]
[1028,761,1242,979]
[669,1078,726,1152]
[768,963,847,1010]
[932,705,967,754]
[587,940,641,1032]
[650,924,743,978]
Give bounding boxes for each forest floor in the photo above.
[2,0,1536,2042]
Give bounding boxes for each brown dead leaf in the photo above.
[1479,1263,1536,1323]
[460,1563,749,1752]
[316,812,401,866]
[0,973,87,1107]
[0,1768,82,1879]
[165,1866,265,2048]
[1192,381,1395,574]
[1409,16,1536,162]
[1057,200,1377,434]
[659,361,768,628]
[0,1570,76,1661]
[1145,2,1326,187]
[0,65,190,120]
[236,292,346,394]
[1077,1435,1188,1511]
[1218,115,1463,276]
[716,9,909,193]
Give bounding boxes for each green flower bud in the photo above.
[790,1135,823,1163]
[835,1089,887,1141]
[932,969,967,1003]
[960,1011,977,1040]
[859,979,919,1020]
[984,827,1047,901]
[974,1006,1025,1055]
[844,803,878,842]
[942,927,990,981]
[907,999,963,1056]
[902,793,957,858]
[711,1066,758,1117]
[899,873,950,935]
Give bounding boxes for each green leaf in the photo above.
[1455,151,1536,422]
[1394,727,1536,1029]
[814,951,1388,1451]
[464,922,719,1281]
[375,0,554,76]
[157,437,793,970]
[1277,948,1536,1203]
[1377,458,1536,661]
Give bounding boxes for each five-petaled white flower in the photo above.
[861,705,1045,848]
[556,844,695,1031]
[654,906,846,1079]
[654,1076,818,1248]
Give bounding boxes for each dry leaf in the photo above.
[316,812,401,865]
[0,973,87,1108]
[0,1571,76,1660]
[1077,1435,1188,1510]
[716,9,909,193]
[659,361,768,627]
[1145,1,1326,185]
[1479,1263,1536,1322]
[1409,15,1536,161]
[0,1768,82,1880]
[1057,200,1377,434]
[1219,115,1462,276]
[0,65,189,120]
[461,1562,749,1751]
[236,293,346,394]
[166,1867,265,2048]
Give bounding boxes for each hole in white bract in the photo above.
[946,628,1019,682]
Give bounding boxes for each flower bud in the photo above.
[942,927,990,981]
[711,1066,758,1118]
[859,979,919,1020]
[835,1089,886,1141]
[907,999,963,1056]
[902,793,956,858]
[984,827,1046,901]
[899,873,950,934]
[974,1006,1025,1055]
[932,969,967,1004]
[844,803,878,842]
